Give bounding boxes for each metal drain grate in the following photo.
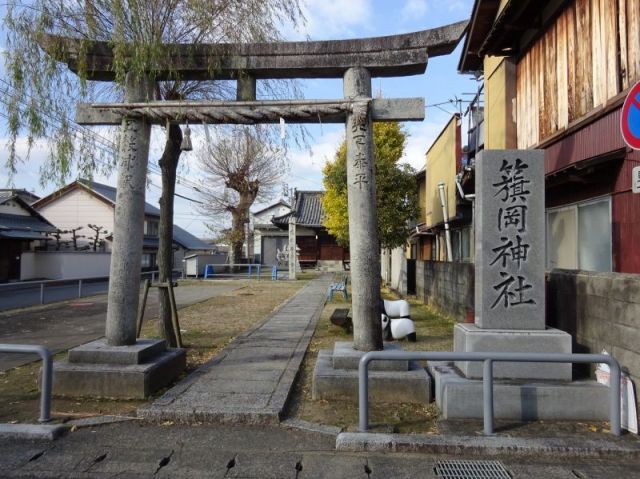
[434,460,511,479]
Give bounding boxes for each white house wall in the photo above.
[0,200,31,216]
[381,247,408,295]
[20,251,111,280]
[37,189,115,250]
[250,203,292,259]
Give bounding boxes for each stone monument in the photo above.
[433,150,610,421]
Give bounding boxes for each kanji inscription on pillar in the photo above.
[474,150,545,330]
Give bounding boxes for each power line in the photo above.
[0,81,207,199]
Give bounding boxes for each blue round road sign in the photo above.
[622,81,640,150]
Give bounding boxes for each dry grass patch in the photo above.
[285,286,457,434]
[0,279,309,424]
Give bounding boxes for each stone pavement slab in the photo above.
[138,275,332,425]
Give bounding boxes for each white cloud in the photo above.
[401,0,428,21]
[286,126,343,191]
[295,0,374,39]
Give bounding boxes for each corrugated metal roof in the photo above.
[272,190,324,228]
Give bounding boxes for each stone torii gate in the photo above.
[40,21,466,396]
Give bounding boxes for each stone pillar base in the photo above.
[50,339,185,399]
[311,342,431,404]
[453,323,572,380]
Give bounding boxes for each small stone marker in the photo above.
[475,150,545,330]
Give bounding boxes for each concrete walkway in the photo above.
[0,282,241,371]
[139,275,332,425]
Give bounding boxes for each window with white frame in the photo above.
[546,197,612,272]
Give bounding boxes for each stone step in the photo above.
[313,350,431,404]
[68,338,168,365]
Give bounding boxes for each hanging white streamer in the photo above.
[279,117,286,140]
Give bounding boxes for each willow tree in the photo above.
[3,0,305,346]
[322,122,420,249]
[197,126,285,264]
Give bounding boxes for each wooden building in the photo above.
[272,190,348,270]
[460,0,640,273]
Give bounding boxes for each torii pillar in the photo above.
[105,74,153,346]
[344,68,382,352]
[49,74,187,399]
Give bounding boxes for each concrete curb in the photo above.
[0,424,68,441]
[280,418,343,437]
[65,415,137,428]
[335,432,640,459]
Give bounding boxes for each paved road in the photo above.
[0,280,110,312]
[1,421,639,478]
[0,282,241,371]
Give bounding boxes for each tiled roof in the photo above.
[0,212,57,240]
[172,227,211,251]
[272,191,324,228]
[0,194,58,241]
[79,179,162,216]
[79,180,209,250]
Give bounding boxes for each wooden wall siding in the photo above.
[517,0,640,148]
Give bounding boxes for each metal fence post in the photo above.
[609,358,622,436]
[39,347,53,423]
[40,283,44,305]
[78,279,83,298]
[483,359,494,435]
[359,353,371,432]
[0,344,52,422]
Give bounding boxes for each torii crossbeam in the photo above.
[37,21,467,355]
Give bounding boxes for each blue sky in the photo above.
[0,0,476,238]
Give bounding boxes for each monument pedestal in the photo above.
[51,339,186,399]
[453,324,572,380]
[431,362,609,421]
[312,341,431,404]
[435,151,610,422]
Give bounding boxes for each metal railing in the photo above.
[358,351,622,436]
[203,263,273,279]
[0,270,181,308]
[0,344,52,423]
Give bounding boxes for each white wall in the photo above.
[0,199,31,216]
[37,189,115,251]
[250,203,291,258]
[381,247,407,294]
[21,251,111,280]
